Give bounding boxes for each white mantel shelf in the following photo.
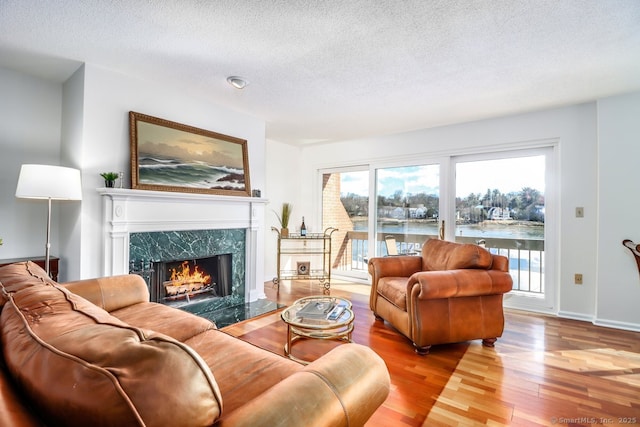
[97,187,267,205]
[98,188,268,301]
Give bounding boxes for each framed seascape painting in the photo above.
[129,112,251,197]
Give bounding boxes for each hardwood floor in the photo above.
[222,280,640,426]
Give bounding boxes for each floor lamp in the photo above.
[15,164,82,276]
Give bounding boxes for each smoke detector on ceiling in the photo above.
[226,76,249,89]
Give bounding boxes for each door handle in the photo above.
[439,220,445,240]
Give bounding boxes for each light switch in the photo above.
[575,207,584,218]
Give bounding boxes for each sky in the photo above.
[455,156,545,196]
[339,155,545,197]
[137,121,244,168]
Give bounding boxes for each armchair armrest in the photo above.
[218,344,390,427]
[61,274,150,312]
[368,255,422,279]
[410,269,513,300]
[369,255,423,311]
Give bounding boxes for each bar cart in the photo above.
[272,227,337,293]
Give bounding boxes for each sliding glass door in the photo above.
[452,149,555,311]
[320,145,556,312]
[321,168,370,280]
[373,164,440,256]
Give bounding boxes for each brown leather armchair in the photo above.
[368,238,513,354]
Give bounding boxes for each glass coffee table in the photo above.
[281,296,354,364]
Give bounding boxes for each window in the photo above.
[319,144,556,312]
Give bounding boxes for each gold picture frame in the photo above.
[129,111,251,196]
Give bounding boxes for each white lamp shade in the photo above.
[15,164,82,200]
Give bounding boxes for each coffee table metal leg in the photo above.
[283,322,355,365]
[285,323,292,356]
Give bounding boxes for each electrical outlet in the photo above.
[574,273,583,285]
[576,207,584,218]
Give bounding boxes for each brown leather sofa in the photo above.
[0,261,390,426]
[368,238,513,354]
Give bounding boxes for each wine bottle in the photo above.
[300,216,307,236]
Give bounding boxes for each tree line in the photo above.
[340,187,544,223]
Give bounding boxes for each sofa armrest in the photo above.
[218,344,390,427]
[61,274,150,312]
[410,269,513,300]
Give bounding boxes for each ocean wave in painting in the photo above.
[138,157,246,190]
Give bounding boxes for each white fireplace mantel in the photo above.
[98,188,267,301]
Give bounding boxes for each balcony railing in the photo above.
[336,231,544,295]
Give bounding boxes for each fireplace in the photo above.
[128,228,246,311]
[146,254,233,304]
[98,188,268,304]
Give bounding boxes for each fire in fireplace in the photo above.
[148,254,233,304]
[164,260,212,298]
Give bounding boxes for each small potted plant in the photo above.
[100,172,119,188]
[274,203,292,237]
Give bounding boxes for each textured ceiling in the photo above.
[1,0,639,144]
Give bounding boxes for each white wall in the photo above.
[596,91,640,330]
[263,139,302,280]
[0,67,65,265]
[59,66,85,280]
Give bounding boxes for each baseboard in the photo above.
[557,310,640,332]
[556,310,594,323]
[593,318,640,333]
[504,298,555,315]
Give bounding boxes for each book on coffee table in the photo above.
[326,302,348,321]
[297,301,336,319]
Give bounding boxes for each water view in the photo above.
[353,218,544,240]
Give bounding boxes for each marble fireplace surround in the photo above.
[98,188,267,303]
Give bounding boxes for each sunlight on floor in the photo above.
[330,280,371,297]
[271,277,372,298]
[425,345,640,426]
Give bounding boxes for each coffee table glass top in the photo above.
[281,296,353,329]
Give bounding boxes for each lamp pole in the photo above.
[45,197,52,276]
